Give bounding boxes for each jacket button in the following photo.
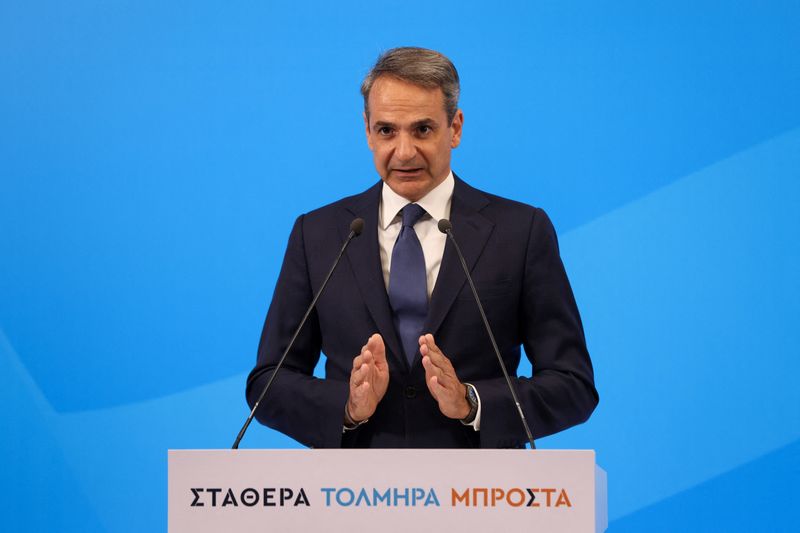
[404,386,417,399]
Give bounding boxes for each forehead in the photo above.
[367,76,447,123]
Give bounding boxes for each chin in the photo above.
[390,182,428,202]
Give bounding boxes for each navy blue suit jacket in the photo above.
[246,176,598,448]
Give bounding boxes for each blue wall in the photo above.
[2,1,798,530]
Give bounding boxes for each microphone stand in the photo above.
[438,219,536,449]
[232,218,364,449]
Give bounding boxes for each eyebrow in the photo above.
[372,118,439,129]
[411,118,438,128]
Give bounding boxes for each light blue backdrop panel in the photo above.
[2,1,799,531]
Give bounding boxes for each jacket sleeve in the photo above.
[472,208,598,447]
[245,215,349,448]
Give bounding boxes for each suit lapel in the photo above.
[338,182,407,371]
[424,176,494,343]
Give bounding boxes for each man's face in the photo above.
[365,76,463,202]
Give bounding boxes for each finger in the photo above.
[366,333,382,352]
[428,360,456,390]
[421,354,433,375]
[361,351,376,384]
[350,364,364,388]
[351,361,373,387]
[367,333,387,364]
[425,370,441,400]
[421,338,459,387]
[349,381,371,407]
[418,335,430,356]
[422,357,441,397]
[421,358,432,392]
[424,333,441,353]
[429,375,447,398]
[352,342,370,369]
[422,355,444,383]
[422,346,450,373]
[352,349,374,371]
[422,334,447,364]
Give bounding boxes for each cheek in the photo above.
[374,147,392,164]
[430,144,451,167]
[371,148,391,172]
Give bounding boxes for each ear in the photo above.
[450,109,464,149]
[363,112,374,151]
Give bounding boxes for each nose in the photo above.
[395,131,417,162]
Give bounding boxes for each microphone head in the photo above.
[437,218,453,234]
[350,218,365,236]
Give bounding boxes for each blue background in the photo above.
[2,1,799,531]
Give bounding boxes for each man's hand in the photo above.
[346,333,390,423]
[420,333,470,419]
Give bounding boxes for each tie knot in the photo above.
[401,203,426,228]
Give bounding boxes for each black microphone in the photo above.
[437,218,536,449]
[232,217,365,449]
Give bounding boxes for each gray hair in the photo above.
[361,47,460,124]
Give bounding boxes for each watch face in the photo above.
[462,384,479,424]
[466,384,478,407]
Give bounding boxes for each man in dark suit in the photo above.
[246,47,598,448]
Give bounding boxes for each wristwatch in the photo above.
[460,383,479,425]
[343,404,368,430]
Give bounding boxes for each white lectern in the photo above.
[169,449,607,532]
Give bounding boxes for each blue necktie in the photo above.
[388,203,428,366]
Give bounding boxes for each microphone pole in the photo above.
[232,218,365,449]
[437,219,536,449]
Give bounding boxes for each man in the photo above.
[246,47,598,448]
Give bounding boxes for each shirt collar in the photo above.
[379,171,455,230]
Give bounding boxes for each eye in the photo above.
[377,126,394,136]
[417,125,433,135]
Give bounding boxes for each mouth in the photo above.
[391,168,424,177]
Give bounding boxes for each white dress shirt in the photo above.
[377,171,481,430]
[378,172,453,297]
